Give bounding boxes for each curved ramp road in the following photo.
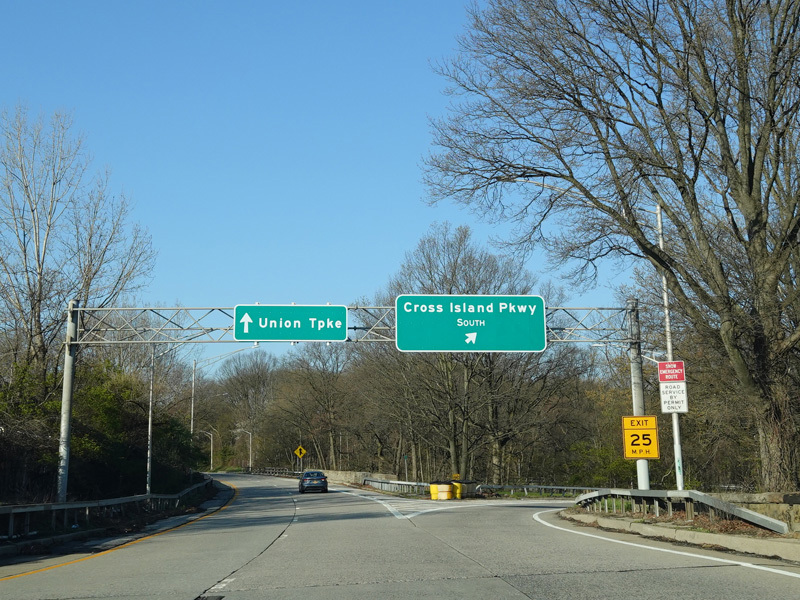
[2,473,800,599]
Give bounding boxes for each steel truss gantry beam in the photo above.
[70,305,633,346]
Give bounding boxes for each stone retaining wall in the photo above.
[712,492,800,532]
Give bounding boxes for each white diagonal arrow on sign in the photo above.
[465,332,477,344]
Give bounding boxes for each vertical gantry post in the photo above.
[57,300,80,503]
[191,359,196,435]
[147,347,155,495]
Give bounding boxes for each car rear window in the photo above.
[305,472,324,478]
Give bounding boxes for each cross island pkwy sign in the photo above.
[395,295,547,352]
[234,304,348,342]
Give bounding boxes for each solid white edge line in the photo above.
[532,509,800,580]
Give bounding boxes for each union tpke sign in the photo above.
[233,304,348,342]
[395,294,547,353]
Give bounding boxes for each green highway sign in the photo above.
[233,304,348,342]
[395,295,547,352]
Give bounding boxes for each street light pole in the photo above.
[189,345,257,436]
[147,342,189,495]
[240,429,252,472]
[200,430,213,471]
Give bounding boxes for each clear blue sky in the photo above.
[3,1,628,358]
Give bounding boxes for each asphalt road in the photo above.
[2,473,800,599]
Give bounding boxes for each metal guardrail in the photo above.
[576,488,789,534]
[253,467,295,477]
[362,479,598,498]
[477,484,598,497]
[363,478,430,495]
[0,476,214,542]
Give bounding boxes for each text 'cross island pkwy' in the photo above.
[395,294,547,352]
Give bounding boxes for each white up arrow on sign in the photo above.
[239,312,253,334]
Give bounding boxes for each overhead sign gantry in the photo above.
[56,298,640,501]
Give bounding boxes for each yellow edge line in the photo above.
[0,480,239,582]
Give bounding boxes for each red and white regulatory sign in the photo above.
[658,361,685,382]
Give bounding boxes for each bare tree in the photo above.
[218,351,280,426]
[385,222,542,478]
[0,106,155,389]
[284,343,353,471]
[425,0,800,490]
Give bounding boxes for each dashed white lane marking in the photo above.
[208,577,235,592]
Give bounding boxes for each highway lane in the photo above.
[2,473,800,599]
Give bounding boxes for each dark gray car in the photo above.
[298,470,328,493]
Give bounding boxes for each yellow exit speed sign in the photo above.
[622,416,660,460]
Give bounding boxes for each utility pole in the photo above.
[628,298,650,490]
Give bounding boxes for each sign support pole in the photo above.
[658,204,685,490]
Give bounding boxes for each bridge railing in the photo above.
[362,478,597,498]
[252,466,295,477]
[576,488,789,534]
[0,476,214,543]
[362,478,430,495]
[477,484,598,497]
